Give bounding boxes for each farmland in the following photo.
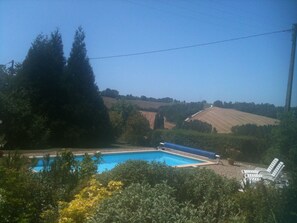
[140,111,175,129]
[102,96,170,110]
[187,106,279,133]
[102,97,175,129]
[103,97,280,132]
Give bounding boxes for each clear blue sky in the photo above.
[1,0,297,106]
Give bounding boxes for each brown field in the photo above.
[102,97,175,129]
[102,96,170,110]
[187,106,279,133]
[140,111,175,129]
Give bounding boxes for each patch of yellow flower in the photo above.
[58,177,123,223]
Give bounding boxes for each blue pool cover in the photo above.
[161,142,217,159]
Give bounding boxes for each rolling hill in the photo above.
[102,96,170,110]
[103,96,279,133]
[186,106,279,133]
[102,97,175,129]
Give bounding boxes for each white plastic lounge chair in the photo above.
[241,158,279,175]
[244,162,285,185]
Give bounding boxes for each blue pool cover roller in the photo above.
[161,142,218,159]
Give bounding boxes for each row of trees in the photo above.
[231,124,275,139]
[100,88,178,103]
[0,28,112,148]
[213,100,284,119]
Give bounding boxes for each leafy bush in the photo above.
[97,160,241,222]
[97,160,177,187]
[235,183,283,223]
[0,151,36,171]
[178,119,213,133]
[0,165,48,223]
[79,153,101,180]
[58,178,122,223]
[89,178,240,223]
[175,168,239,204]
[87,183,192,223]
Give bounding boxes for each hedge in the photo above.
[151,129,268,162]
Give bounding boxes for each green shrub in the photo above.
[178,119,212,133]
[97,160,177,187]
[97,161,241,222]
[0,151,38,171]
[280,177,297,222]
[0,165,50,223]
[90,174,240,223]
[175,168,239,204]
[236,183,283,223]
[88,183,195,223]
[151,129,268,162]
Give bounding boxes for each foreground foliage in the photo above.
[0,151,296,222]
[0,112,296,222]
[0,150,102,223]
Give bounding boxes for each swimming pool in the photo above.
[33,150,206,173]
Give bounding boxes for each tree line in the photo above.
[213,100,287,119]
[101,88,178,103]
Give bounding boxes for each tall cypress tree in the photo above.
[153,113,164,130]
[65,27,112,146]
[19,30,67,146]
[20,31,65,114]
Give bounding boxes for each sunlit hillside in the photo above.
[187,106,279,133]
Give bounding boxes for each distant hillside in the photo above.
[140,111,175,129]
[102,97,175,129]
[102,96,170,111]
[187,106,279,133]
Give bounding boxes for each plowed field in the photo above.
[187,106,279,133]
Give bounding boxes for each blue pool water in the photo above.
[33,151,204,173]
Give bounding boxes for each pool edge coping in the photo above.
[30,148,217,168]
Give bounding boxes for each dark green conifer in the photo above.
[65,27,113,146]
